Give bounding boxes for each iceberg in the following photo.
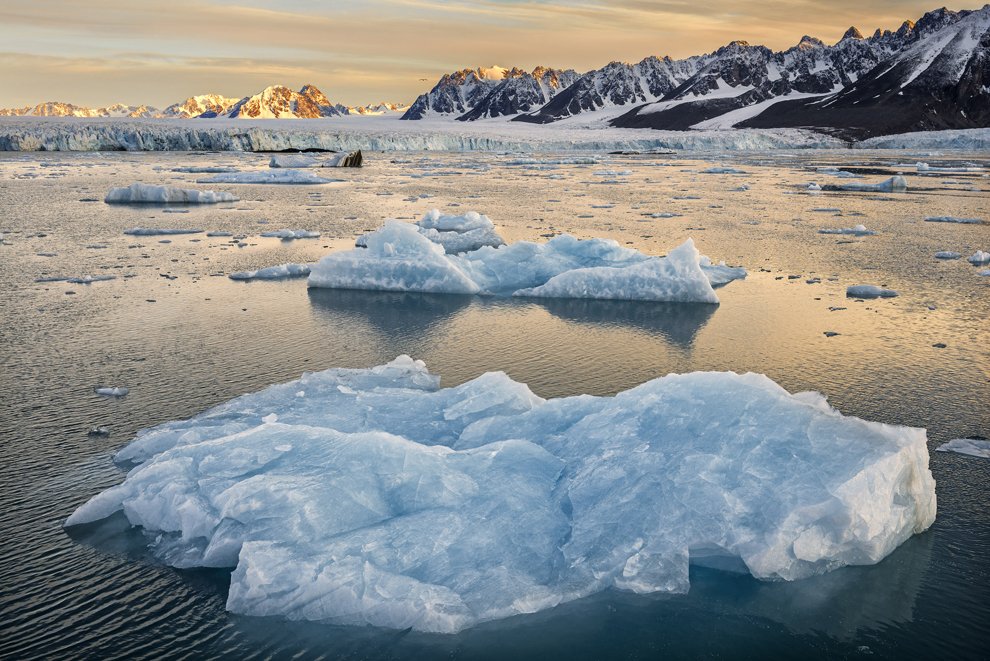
[936,438,990,459]
[314,221,743,302]
[229,263,311,281]
[197,170,343,185]
[357,210,505,254]
[66,357,936,634]
[822,176,907,193]
[105,183,238,204]
[269,150,362,168]
[847,285,898,299]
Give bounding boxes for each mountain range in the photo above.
[1,5,987,138]
[0,86,408,120]
[404,5,990,138]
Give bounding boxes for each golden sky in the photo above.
[0,0,970,107]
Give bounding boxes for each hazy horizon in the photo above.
[0,0,978,108]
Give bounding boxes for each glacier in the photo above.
[312,220,743,302]
[105,183,238,204]
[65,356,937,633]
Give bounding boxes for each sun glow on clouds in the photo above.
[0,0,953,106]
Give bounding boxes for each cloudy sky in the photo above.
[0,0,959,108]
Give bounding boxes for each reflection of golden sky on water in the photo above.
[0,149,987,452]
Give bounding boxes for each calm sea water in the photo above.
[1,149,988,659]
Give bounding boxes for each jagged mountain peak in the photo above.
[797,35,826,49]
[841,26,865,41]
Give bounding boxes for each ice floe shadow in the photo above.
[307,288,475,339]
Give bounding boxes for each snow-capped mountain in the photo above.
[401,67,515,119]
[456,67,579,120]
[160,94,241,119]
[0,102,159,118]
[224,84,343,119]
[514,56,704,124]
[739,5,990,136]
[341,102,410,116]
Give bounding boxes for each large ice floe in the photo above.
[821,176,907,193]
[66,356,937,633]
[105,183,238,204]
[197,170,343,185]
[316,219,742,303]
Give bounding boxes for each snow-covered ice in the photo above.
[314,221,743,302]
[229,263,312,281]
[66,356,936,633]
[260,229,321,240]
[197,171,343,185]
[936,438,990,459]
[105,183,238,204]
[410,209,505,254]
[847,285,899,299]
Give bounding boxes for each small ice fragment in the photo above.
[934,252,962,260]
[936,438,990,459]
[967,250,990,264]
[94,387,129,397]
[924,216,983,224]
[262,413,278,424]
[847,285,898,299]
[260,230,320,239]
[88,426,110,436]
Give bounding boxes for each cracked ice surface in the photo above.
[67,356,936,633]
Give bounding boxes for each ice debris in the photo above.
[260,229,320,240]
[847,285,898,299]
[229,263,312,281]
[94,387,128,397]
[313,220,743,303]
[936,438,990,459]
[66,356,937,634]
[934,251,962,260]
[925,216,983,224]
[105,183,238,204]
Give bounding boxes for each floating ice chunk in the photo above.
[206,231,234,237]
[823,176,907,193]
[934,251,962,260]
[123,227,203,236]
[269,150,362,168]
[701,166,747,174]
[514,240,719,303]
[979,269,990,276]
[967,250,990,264]
[323,222,741,302]
[309,221,481,294]
[847,285,898,298]
[260,229,320,240]
[807,183,822,191]
[924,216,983,224]
[36,274,116,284]
[67,358,936,633]
[171,166,239,173]
[106,183,238,204]
[197,170,343,185]
[229,263,312,281]
[94,387,128,397]
[916,162,984,173]
[819,225,875,236]
[936,438,990,459]
[699,256,748,286]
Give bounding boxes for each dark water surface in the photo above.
[0,150,988,659]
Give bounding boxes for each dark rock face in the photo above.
[401,69,509,119]
[457,67,579,120]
